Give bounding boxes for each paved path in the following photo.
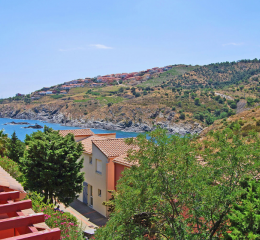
[59,199,108,233]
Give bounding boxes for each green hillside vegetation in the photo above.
[1,59,260,128]
[138,64,198,87]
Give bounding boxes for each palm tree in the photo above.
[0,130,8,157]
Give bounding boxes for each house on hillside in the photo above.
[77,138,136,217]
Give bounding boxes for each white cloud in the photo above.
[89,44,113,49]
[222,42,244,46]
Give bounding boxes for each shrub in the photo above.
[179,113,185,120]
[0,156,23,182]
[26,192,84,240]
[230,102,237,109]
[194,98,200,106]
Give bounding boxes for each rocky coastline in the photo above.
[0,106,204,135]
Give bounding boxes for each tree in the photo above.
[21,126,84,206]
[177,101,182,107]
[0,129,8,157]
[6,131,25,163]
[226,180,260,239]
[95,127,260,239]
[247,97,255,107]
[194,98,200,106]
[95,129,198,239]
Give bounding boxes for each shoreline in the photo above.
[0,107,204,135]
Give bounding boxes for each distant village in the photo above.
[16,65,173,100]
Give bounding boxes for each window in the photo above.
[98,189,101,197]
[89,157,92,164]
[96,159,102,174]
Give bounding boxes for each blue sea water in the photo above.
[0,118,139,141]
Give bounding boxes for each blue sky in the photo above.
[0,0,259,98]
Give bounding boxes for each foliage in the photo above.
[225,180,260,239]
[0,129,8,157]
[21,126,84,206]
[6,131,25,163]
[95,128,260,239]
[50,94,64,99]
[0,156,23,182]
[179,112,185,120]
[25,192,84,240]
[194,98,200,106]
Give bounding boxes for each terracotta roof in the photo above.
[59,129,94,137]
[112,154,134,167]
[80,136,107,154]
[0,166,24,192]
[92,138,136,157]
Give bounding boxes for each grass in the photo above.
[138,65,197,87]
[50,94,65,99]
[68,87,89,94]
[96,96,125,104]
[73,99,90,102]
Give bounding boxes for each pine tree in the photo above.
[7,131,25,163]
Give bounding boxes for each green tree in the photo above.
[225,180,260,239]
[21,126,84,206]
[0,129,8,157]
[177,101,182,107]
[194,98,200,106]
[179,112,185,120]
[247,97,255,107]
[205,115,214,125]
[6,131,25,163]
[95,127,260,239]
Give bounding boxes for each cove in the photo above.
[0,118,139,141]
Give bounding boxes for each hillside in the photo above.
[1,59,260,134]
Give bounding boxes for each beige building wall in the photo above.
[78,145,108,217]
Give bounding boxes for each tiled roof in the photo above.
[112,154,133,167]
[59,129,94,137]
[92,138,136,157]
[80,136,107,154]
[0,166,24,192]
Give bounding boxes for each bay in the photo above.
[0,118,139,141]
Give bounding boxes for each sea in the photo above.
[0,118,139,141]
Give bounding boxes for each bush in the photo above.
[179,113,185,120]
[26,192,84,240]
[220,112,228,119]
[0,156,23,182]
[230,102,237,109]
[194,98,200,106]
